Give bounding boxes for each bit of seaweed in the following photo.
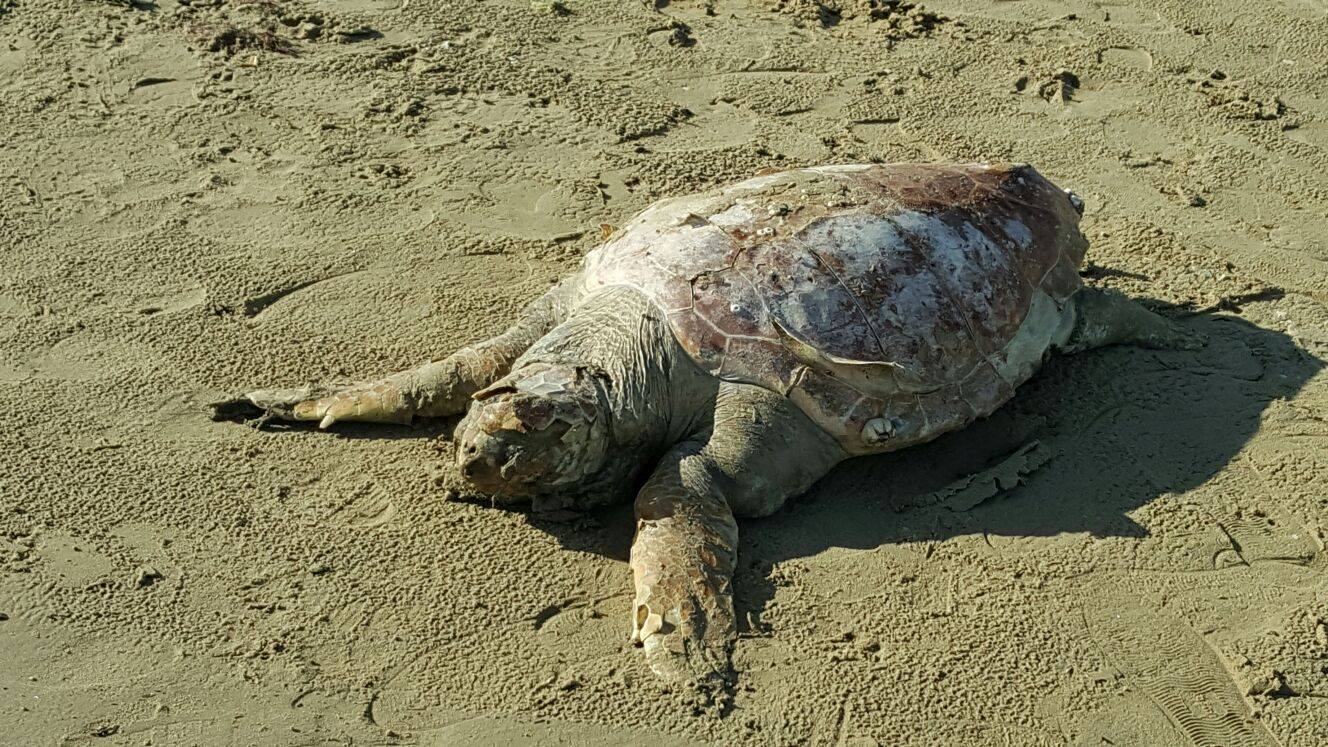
[191,24,299,57]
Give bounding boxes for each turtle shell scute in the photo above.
[581,162,1088,454]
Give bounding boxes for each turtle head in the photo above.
[454,362,610,501]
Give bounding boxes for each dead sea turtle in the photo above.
[213,163,1202,686]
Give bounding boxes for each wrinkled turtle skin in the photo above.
[582,163,1088,455]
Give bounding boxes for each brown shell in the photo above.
[581,163,1088,454]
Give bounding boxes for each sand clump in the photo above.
[1,0,1327,744]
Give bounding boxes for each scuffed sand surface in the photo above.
[2,0,1327,743]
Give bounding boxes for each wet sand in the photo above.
[2,0,1327,743]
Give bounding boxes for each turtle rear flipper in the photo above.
[1060,287,1208,354]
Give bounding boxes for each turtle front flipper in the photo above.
[210,351,503,427]
[210,277,581,428]
[210,372,429,428]
[629,383,847,692]
[629,446,739,691]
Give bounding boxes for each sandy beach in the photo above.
[2,0,1327,743]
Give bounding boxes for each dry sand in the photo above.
[3,0,1328,744]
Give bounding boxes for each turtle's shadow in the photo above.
[540,310,1321,627]
[236,416,456,441]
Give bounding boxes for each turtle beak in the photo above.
[455,395,544,499]
[458,430,508,488]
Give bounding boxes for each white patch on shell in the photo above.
[584,217,735,314]
[708,201,758,229]
[789,215,934,357]
[638,192,716,226]
[888,212,965,255]
[891,212,1004,314]
[807,164,874,175]
[1065,190,1085,214]
[730,173,789,191]
[1003,218,1033,249]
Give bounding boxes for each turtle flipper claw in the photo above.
[208,387,321,425]
[632,599,735,692]
[208,393,269,423]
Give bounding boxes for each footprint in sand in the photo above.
[276,470,400,530]
[531,596,622,656]
[1015,44,1153,117]
[1214,511,1321,569]
[135,287,206,316]
[26,331,146,383]
[1015,68,1143,119]
[322,484,398,529]
[1287,122,1328,151]
[1097,4,1169,30]
[1084,599,1279,747]
[1097,46,1154,72]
